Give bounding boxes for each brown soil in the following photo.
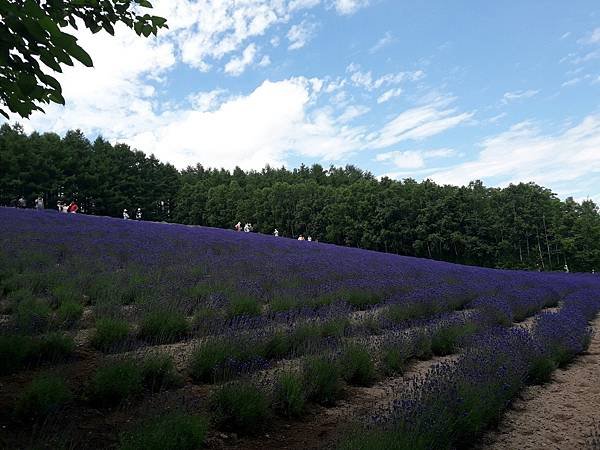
[481,315,600,450]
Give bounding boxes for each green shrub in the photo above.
[141,354,183,391]
[289,322,322,354]
[227,296,262,318]
[381,344,411,376]
[18,271,55,295]
[261,331,291,359]
[51,283,80,308]
[56,300,83,327]
[269,296,298,313]
[0,333,74,374]
[358,316,382,335]
[344,290,382,309]
[88,360,143,406]
[552,345,575,368]
[191,307,222,334]
[0,335,37,374]
[387,302,433,323]
[321,318,350,338]
[87,275,120,305]
[303,355,342,406]
[121,273,151,305]
[15,298,51,333]
[431,323,477,356]
[119,413,208,450]
[186,283,214,302]
[188,339,248,383]
[38,332,75,361]
[211,381,269,433]
[412,331,433,360]
[91,318,129,352]
[6,287,35,306]
[527,356,557,385]
[15,374,72,417]
[274,371,306,418]
[138,310,189,344]
[340,344,375,386]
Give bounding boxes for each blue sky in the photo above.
[11,0,600,201]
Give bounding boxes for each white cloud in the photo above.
[347,64,424,91]
[560,31,571,40]
[337,105,370,123]
[289,0,321,11]
[370,32,394,54]
[22,23,175,138]
[188,89,228,112]
[324,77,347,93]
[376,151,424,169]
[429,115,600,189]
[487,112,507,124]
[333,0,369,15]
[579,27,600,45]
[224,43,257,76]
[287,20,318,50]
[376,148,456,171]
[369,101,473,149]
[149,0,330,72]
[377,88,402,104]
[258,55,272,67]
[423,148,456,158]
[502,89,540,104]
[10,1,470,173]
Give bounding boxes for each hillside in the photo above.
[2,124,600,271]
[1,207,599,449]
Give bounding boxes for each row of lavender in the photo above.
[1,207,600,449]
[341,287,600,449]
[0,208,593,380]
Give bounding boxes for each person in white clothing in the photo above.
[273,229,279,237]
[123,209,130,220]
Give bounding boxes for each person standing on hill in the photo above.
[273,228,279,237]
[123,209,130,220]
[135,208,142,220]
[17,197,26,208]
[35,196,44,210]
[235,221,241,232]
[67,201,78,213]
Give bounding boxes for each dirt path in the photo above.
[481,315,600,450]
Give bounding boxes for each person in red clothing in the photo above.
[67,201,79,213]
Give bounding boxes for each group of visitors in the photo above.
[123,208,143,220]
[57,200,79,213]
[234,221,316,242]
[234,222,254,232]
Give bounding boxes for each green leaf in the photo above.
[48,91,65,105]
[39,51,63,72]
[65,43,93,67]
[39,73,62,92]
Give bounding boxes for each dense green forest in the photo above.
[1,123,599,272]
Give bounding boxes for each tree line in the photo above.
[1,123,599,272]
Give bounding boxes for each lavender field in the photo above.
[1,207,599,450]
